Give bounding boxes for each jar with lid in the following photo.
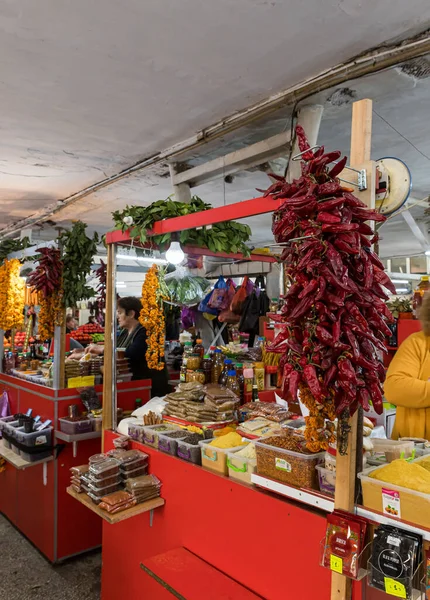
[202,355,212,384]
[186,354,201,370]
[187,370,206,384]
[208,346,216,358]
[226,370,240,398]
[254,362,265,391]
[243,368,254,394]
[219,359,233,386]
[211,349,224,384]
[194,339,205,359]
[180,363,187,383]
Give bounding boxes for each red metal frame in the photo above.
[105,196,281,262]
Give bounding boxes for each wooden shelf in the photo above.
[0,440,53,470]
[55,430,102,443]
[66,486,165,524]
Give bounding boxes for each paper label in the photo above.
[330,554,343,574]
[382,488,401,518]
[67,376,95,389]
[35,435,47,446]
[275,458,291,472]
[384,577,406,598]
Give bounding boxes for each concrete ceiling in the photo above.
[0,0,430,259]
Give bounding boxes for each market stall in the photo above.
[62,98,430,600]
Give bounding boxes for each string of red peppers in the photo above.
[266,125,394,454]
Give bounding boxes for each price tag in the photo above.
[330,554,343,574]
[67,376,95,389]
[384,578,406,598]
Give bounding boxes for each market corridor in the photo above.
[0,515,101,600]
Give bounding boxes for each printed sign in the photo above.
[384,577,406,598]
[275,458,291,472]
[382,488,401,518]
[330,554,343,574]
[67,376,95,389]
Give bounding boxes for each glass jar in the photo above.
[194,339,205,359]
[202,355,212,384]
[211,349,223,384]
[186,354,201,371]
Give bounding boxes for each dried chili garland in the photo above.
[0,259,25,330]
[27,248,64,339]
[266,126,393,454]
[139,265,165,371]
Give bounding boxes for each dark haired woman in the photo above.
[87,296,169,397]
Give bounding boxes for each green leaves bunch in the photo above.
[59,222,99,308]
[112,196,251,256]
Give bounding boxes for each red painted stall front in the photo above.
[101,431,364,600]
[0,373,151,562]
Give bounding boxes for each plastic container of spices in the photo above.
[226,447,257,485]
[89,458,120,480]
[199,439,247,475]
[157,430,188,456]
[254,436,324,489]
[177,434,205,465]
[142,424,179,449]
[316,464,336,497]
[254,362,265,391]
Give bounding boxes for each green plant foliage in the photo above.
[112,196,252,256]
[0,237,31,264]
[59,222,99,308]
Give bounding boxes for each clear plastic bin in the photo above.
[199,440,247,475]
[15,427,52,448]
[255,437,324,489]
[358,463,430,529]
[20,449,51,462]
[316,464,336,497]
[157,431,187,456]
[226,447,257,485]
[59,417,92,435]
[177,437,202,465]
[127,422,145,442]
[0,416,18,432]
[142,424,179,449]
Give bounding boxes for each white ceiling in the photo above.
[0,0,430,258]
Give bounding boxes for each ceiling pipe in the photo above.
[1,30,430,239]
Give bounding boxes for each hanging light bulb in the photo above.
[165,233,185,265]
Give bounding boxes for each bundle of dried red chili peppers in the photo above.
[266,126,394,454]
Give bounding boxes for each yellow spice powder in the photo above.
[209,432,244,449]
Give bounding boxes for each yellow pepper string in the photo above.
[0,259,25,331]
[139,265,165,371]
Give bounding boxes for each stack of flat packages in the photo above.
[98,490,136,514]
[163,382,239,424]
[125,474,162,504]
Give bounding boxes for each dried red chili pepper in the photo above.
[298,279,318,299]
[303,364,322,401]
[288,370,301,401]
[327,155,347,179]
[322,223,359,233]
[317,212,341,224]
[357,388,371,411]
[288,295,314,321]
[338,358,358,385]
[373,268,396,294]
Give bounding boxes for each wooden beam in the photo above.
[331,98,373,600]
[169,163,192,203]
[287,105,324,182]
[102,244,116,450]
[171,131,292,188]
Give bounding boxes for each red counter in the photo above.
[0,373,151,562]
[101,431,364,600]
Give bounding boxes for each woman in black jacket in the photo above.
[88,297,169,397]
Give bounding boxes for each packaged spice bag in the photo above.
[369,525,422,598]
[323,512,363,579]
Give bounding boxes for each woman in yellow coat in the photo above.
[384,294,430,440]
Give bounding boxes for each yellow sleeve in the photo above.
[384,334,430,409]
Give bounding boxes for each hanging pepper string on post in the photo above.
[265,125,391,454]
[0,259,25,331]
[139,265,165,371]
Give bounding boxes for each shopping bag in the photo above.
[198,290,219,316]
[230,276,249,315]
[208,276,228,310]
[220,278,236,311]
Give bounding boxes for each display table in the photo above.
[0,373,151,562]
[100,430,365,600]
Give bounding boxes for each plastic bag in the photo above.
[208,277,228,310]
[198,290,219,315]
[166,272,211,307]
[218,309,240,324]
[181,307,195,329]
[230,276,249,314]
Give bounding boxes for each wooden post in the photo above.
[331,99,373,600]
[287,105,324,182]
[102,244,116,451]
